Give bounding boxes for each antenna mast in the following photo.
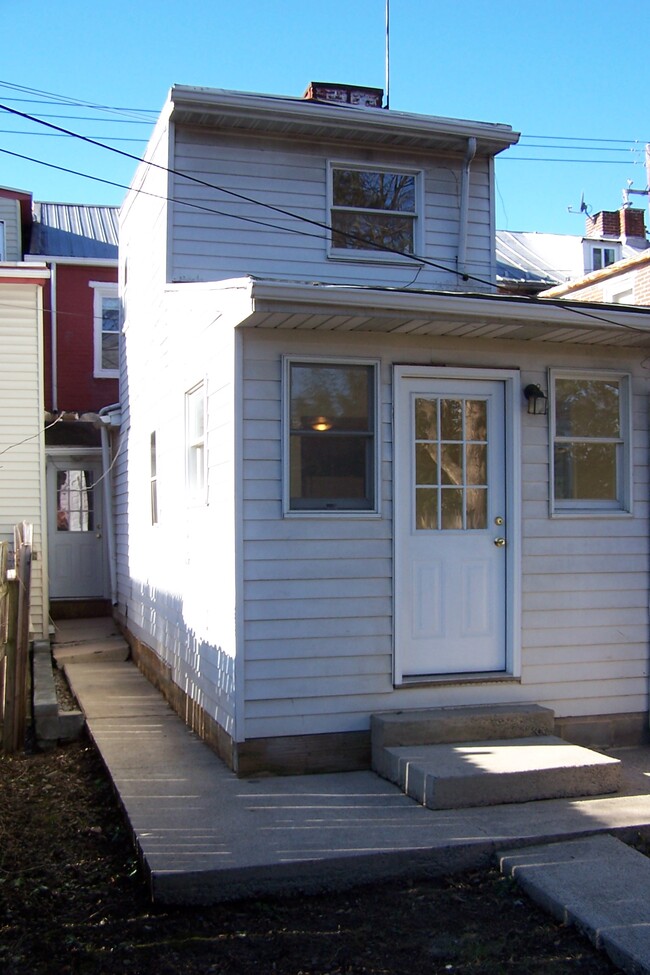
[385,0,390,109]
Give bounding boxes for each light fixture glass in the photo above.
[524,384,548,416]
[311,416,333,431]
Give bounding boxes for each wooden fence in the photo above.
[0,523,33,753]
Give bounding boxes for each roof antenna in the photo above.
[385,0,390,110]
[568,191,591,216]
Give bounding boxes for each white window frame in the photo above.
[588,243,619,273]
[150,430,159,525]
[549,368,632,517]
[604,272,635,305]
[0,221,5,261]
[327,162,422,263]
[90,281,120,378]
[185,381,207,505]
[282,355,381,517]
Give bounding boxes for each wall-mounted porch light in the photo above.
[524,384,548,416]
[311,416,333,431]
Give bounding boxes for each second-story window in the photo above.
[329,165,418,259]
[90,282,120,378]
[592,245,617,272]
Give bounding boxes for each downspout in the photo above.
[98,402,121,605]
[50,261,58,411]
[458,136,477,281]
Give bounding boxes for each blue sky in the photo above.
[1,0,648,234]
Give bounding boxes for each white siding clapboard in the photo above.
[0,198,21,261]
[170,130,493,292]
[0,282,47,637]
[239,328,649,739]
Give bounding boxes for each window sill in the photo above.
[550,508,633,519]
[396,671,520,688]
[327,249,422,267]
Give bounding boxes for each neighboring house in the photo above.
[0,188,49,638]
[540,247,650,306]
[0,185,120,622]
[497,207,649,295]
[118,82,650,776]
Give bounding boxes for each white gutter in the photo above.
[458,137,477,280]
[243,277,650,334]
[24,255,117,268]
[98,403,121,605]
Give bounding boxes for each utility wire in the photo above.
[1,106,650,336]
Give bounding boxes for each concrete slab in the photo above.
[371,704,555,760]
[64,657,650,906]
[499,835,650,975]
[54,637,130,665]
[379,737,621,809]
[53,617,123,645]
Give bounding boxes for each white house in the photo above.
[0,190,49,638]
[117,83,650,775]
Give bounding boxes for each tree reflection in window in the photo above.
[415,397,488,530]
[554,377,622,503]
[57,469,94,532]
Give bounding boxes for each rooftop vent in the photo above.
[302,82,384,108]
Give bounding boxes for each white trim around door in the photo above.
[393,365,521,684]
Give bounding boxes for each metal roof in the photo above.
[29,203,119,260]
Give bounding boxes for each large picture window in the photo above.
[329,165,418,258]
[286,359,378,512]
[551,370,632,514]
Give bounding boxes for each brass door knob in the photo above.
[494,537,506,547]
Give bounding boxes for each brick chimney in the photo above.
[620,206,646,240]
[302,82,384,108]
[585,210,620,238]
[586,206,647,240]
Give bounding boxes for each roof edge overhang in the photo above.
[226,277,650,348]
[168,85,519,156]
[0,263,50,282]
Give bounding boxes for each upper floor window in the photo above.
[284,358,378,514]
[551,370,632,515]
[591,245,617,272]
[186,382,207,505]
[90,282,120,378]
[329,165,419,260]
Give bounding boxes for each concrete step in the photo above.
[499,835,650,975]
[377,736,621,810]
[53,635,130,666]
[371,703,555,771]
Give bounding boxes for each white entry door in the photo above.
[394,368,516,680]
[47,455,107,599]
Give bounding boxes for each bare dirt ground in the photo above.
[0,739,623,975]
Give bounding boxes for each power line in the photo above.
[1,104,649,336]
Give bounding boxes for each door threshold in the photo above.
[396,671,521,688]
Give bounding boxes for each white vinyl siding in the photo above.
[240,328,649,738]
[0,282,47,638]
[0,199,22,261]
[169,130,494,291]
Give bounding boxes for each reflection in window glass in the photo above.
[289,362,375,510]
[414,397,488,530]
[553,373,628,509]
[57,470,94,532]
[331,168,417,254]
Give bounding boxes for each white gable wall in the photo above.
[170,129,493,292]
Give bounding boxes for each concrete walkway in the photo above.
[56,620,650,972]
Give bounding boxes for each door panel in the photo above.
[47,457,106,599]
[395,373,508,678]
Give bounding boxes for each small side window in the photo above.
[150,431,158,525]
[90,282,120,378]
[285,359,378,513]
[551,370,632,514]
[186,382,207,504]
[592,246,617,272]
